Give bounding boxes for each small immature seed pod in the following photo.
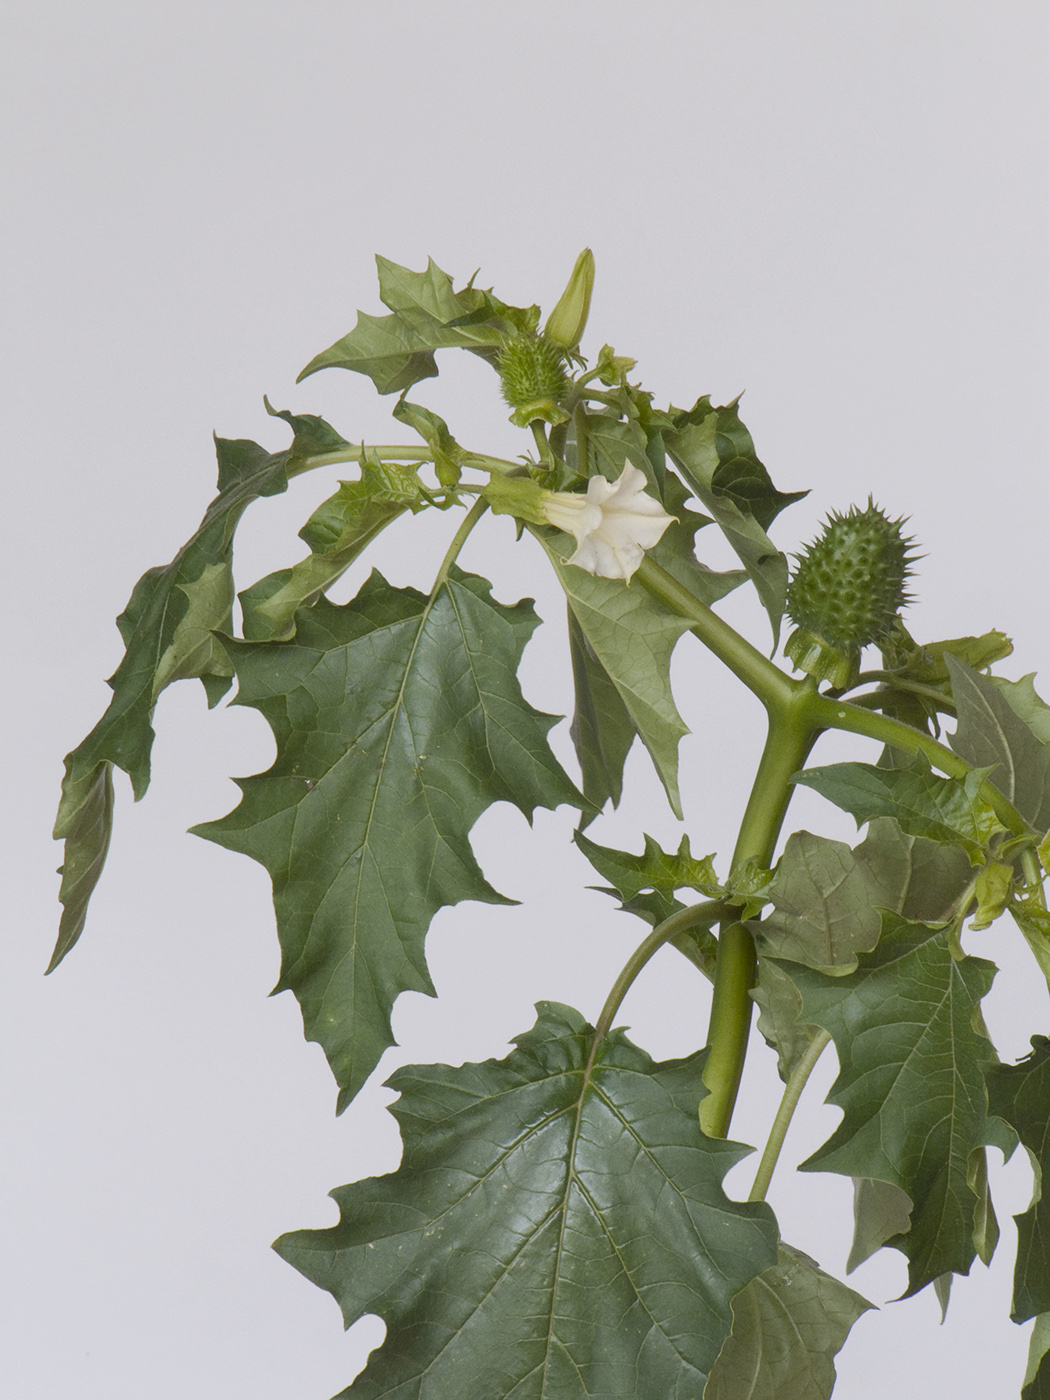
[496,333,570,413]
[785,499,915,688]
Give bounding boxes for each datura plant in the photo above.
[52,249,1050,1398]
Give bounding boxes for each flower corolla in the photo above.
[541,465,676,581]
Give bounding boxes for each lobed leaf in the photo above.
[297,256,523,394]
[193,567,583,1111]
[275,1002,778,1399]
[51,433,292,966]
[665,398,804,640]
[846,1178,913,1273]
[1024,1314,1050,1399]
[792,760,1006,865]
[239,452,425,641]
[751,819,970,1080]
[987,1037,1050,1323]
[535,471,741,818]
[705,1244,872,1400]
[757,818,972,976]
[947,657,1050,835]
[566,606,636,815]
[786,914,1001,1295]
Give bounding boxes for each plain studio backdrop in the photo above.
[3,3,1048,1397]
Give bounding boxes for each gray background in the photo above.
[3,2,1048,1395]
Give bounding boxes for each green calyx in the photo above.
[785,500,915,689]
[497,333,570,428]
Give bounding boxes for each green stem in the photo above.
[748,1030,832,1202]
[530,420,554,470]
[699,687,824,1138]
[844,680,957,713]
[287,444,433,479]
[804,690,1031,837]
[635,558,797,712]
[431,498,489,590]
[593,900,733,1043]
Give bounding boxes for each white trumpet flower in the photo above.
[541,465,676,580]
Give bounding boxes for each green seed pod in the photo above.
[785,500,915,689]
[496,332,570,427]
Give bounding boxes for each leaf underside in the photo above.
[193,567,582,1111]
[275,1002,779,1400]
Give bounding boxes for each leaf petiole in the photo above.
[748,1029,832,1202]
[592,899,734,1044]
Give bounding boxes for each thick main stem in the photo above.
[699,687,823,1137]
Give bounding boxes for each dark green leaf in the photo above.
[239,454,425,641]
[751,959,818,1082]
[988,1036,1050,1323]
[298,257,506,394]
[705,1244,872,1400]
[51,434,290,966]
[756,818,972,974]
[574,829,721,903]
[847,1178,913,1273]
[275,1002,778,1398]
[1023,1315,1050,1399]
[533,468,741,818]
[392,396,465,487]
[566,606,636,814]
[750,818,968,1081]
[666,399,804,639]
[792,760,1006,864]
[947,657,1050,834]
[574,829,722,978]
[994,673,1050,745]
[49,763,114,972]
[788,914,1001,1295]
[533,529,693,817]
[193,568,582,1112]
[263,398,353,458]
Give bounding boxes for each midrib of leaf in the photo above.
[535,1052,705,1391]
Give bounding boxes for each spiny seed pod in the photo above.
[497,333,570,417]
[785,499,916,689]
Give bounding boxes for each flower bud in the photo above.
[544,248,595,351]
[785,500,915,688]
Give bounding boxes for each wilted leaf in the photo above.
[195,568,582,1111]
[276,1002,778,1399]
[705,1244,872,1400]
